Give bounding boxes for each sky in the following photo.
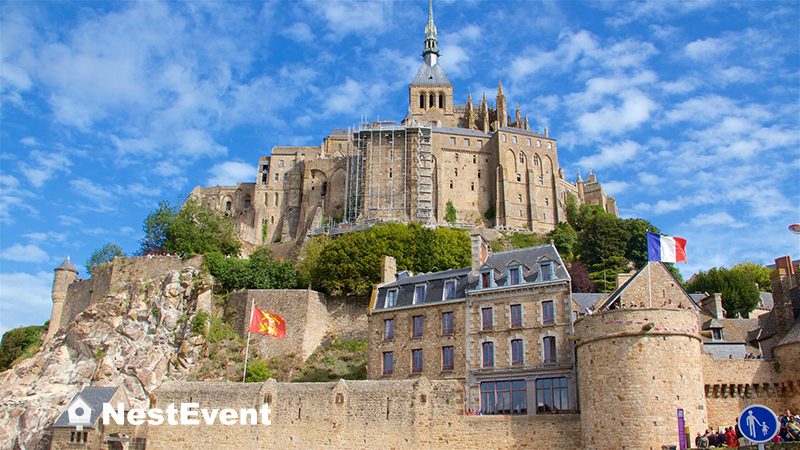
[1,0,798,334]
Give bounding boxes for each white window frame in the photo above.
[385,289,398,308]
[413,284,426,305]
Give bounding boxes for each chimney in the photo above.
[770,255,798,340]
[381,255,397,284]
[471,232,489,275]
[700,293,726,319]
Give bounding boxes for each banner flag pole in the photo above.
[648,263,652,307]
[243,297,254,383]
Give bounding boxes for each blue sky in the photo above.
[1,0,798,333]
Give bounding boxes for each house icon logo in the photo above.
[67,397,93,431]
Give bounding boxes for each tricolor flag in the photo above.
[248,307,286,338]
[646,231,687,263]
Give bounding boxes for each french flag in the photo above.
[647,231,687,263]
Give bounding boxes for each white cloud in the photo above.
[207,161,257,186]
[684,37,734,61]
[600,180,631,196]
[0,173,37,224]
[1,243,49,263]
[690,212,746,228]
[576,89,657,136]
[19,150,73,188]
[576,140,643,170]
[0,271,54,331]
[58,215,83,226]
[69,178,117,211]
[284,22,314,43]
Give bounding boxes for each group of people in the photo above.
[464,409,483,416]
[145,251,185,259]
[744,353,764,359]
[605,300,691,311]
[694,409,800,448]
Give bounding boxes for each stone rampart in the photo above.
[146,379,582,450]
[575,308,706,450]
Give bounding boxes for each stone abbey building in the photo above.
[190,0,617,250]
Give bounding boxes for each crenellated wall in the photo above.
[146,379,582,450]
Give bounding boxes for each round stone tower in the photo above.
[45,257,78,341]
[574,308,707,450]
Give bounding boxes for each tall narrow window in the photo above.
[384,319,394,340]
[450,180,453,189]
[450,137,456,145]
[482,307,493,331]
[513,136,518,144]
[386,289,398,308]
[442,346,454,371]
[481,271,492,288]
[420,93,425,109]
[412,315,423,337]
[471,182,475,191]
[518,194,523,203]
[444,281,456,299]
[527,138,531,146]
[508,267,521,285]
[225,201,232,211]
[275,193,279,206]
[412,349,423,373]
[511,339,524,365]
[464,138,470,146]
[542,301,554,325]
[519,153,524,163]
[510,304,522,328]
[439,93,445,109]
[442,312,454,335]
[455,168,458,177]
[430,94,435,109]
[414,285,426,304]
[540,262,552,281]
[482,341,494,367]
[383,352,393,375]
[516,173,521,182]
[543,336,556,363]
[473,154,477,163]
[477,169,481,178]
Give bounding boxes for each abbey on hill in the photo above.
[190,0,617,251]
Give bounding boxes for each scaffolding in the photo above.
[341,121,433,226]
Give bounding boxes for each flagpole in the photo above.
[648,262,652,307]
[243,297,254,383]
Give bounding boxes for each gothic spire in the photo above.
[423,0,440,64]
[515,103,523,128]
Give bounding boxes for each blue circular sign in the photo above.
[738,404,779,443]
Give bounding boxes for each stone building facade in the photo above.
[367,232,578,416]
[190,1,617,248]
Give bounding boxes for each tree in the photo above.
[575,203,606,232]
[567,261,597,293]
[576,212,631,292]
[294,235,331,288]
[622,218,660,269]
[204,247,298,291]
[86,242,125,274]
[565,192,579,230]
[547,222,577,261]
[444,200,457,224]
[730,262,772,293]
[685,267,760,318]
[139,200,177,255]
[0,324,47,371]
[164,198,242,256]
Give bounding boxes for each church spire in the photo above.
[423,0,440,66]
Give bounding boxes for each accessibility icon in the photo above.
[738,404,779,443]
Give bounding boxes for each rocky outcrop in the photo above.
[0,265,212,450]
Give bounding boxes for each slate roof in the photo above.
[411,61,451,85]
[374,244,567,311]
[496,126,548,138]
[572,293,606,313]
[698,314,759,346]
[432,126,492,138]
[776,317,800,347]
[596,262,697,311]
[53,387,119,428]
[56,257,78,273]
[756,292,774,310]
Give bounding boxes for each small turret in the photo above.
[479,94,489,133]
[46,257,79,341]
[496,79,507,128]
[514,103,523,128]
[465,93,475,129]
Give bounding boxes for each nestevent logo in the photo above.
[102,403,273,426]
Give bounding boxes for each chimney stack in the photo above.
[381,255,397,284]
[471,232,489,275]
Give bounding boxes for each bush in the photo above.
[0,324,47,371]
[244,358,273,382]
[204,247,298,292]
[191,311,209,335]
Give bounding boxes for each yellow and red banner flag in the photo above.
[248,306,286,338]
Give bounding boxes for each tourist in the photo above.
[726,426,740,447]
[707,429,718,447]
[696,431,709,448]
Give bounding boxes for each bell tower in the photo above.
[408,0,454,127]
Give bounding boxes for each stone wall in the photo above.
[146,379,582,450]
[229,289,331,361]
[575,308,707,450]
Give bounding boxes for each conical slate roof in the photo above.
[56,257,78,273]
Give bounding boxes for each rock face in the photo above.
[0,266,212,450]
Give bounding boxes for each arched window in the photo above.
[270,216,274,224]
[225,201,232,211]
[430,93,435,109]
[420,93,425,109]
[450,180,453,189]
[519,153,525,164]
[439,93,445,109]
[244,199,251,209]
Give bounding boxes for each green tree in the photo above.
[204,247,297,291]
[685,267,760,318]
[547,222,577,261]
[0,324,47,371]
[86,242,125,275]
[730,262,772,292]
[622,218,660,269]
[565,192,579,229]
[575,203,606,232]
[164,198,242,256]
[139,200,177,254]
[576,212,631,292]
[294,235,331,288]
[444,200,457,224]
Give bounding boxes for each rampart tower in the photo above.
[574,308,707,450]
[46,257,78,341]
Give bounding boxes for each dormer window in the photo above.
[444,280,457,299]
[508,267,521,285]
[386,289,398,308]
[480,271,493,289]
[413,285,426,304]
[539,262,552,281]
[712,329,723,341]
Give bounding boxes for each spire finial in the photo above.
[422,0,439,62]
